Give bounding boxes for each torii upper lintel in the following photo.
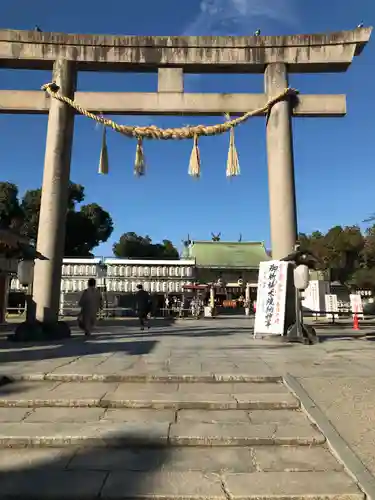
[0,27,372,72]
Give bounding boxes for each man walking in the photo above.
[134,284,151,330]
[78,278,102,336]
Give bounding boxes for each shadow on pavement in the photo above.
[0,433,171,498]
[0,372,171,494]
[308,322,375,331]
[89,327,248,340]
[0,376,40,397]
[94,321,254,337]
[0,317,176,336]
[86,317,176,329]
[217,344,295,350]
[317,333,375,343]
[0,339,158,364]
[0,322,255,365]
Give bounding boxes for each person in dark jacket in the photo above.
[134,284,151,330]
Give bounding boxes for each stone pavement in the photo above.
[0,316,374,499]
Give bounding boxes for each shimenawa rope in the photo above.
[41,82,298,177]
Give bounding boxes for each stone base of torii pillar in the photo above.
[9,286,71,342]
[10,319,71,342]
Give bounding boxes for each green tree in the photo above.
[349,222,375,290]
[20,182,87,244]
[361,225,375,269]
[298,226,364,283]
[20,188,42,242]
[0,181,113,256]
[113,232,179,259]
[161,239,179,258]
[323,226,364,282]
[350,267,375,290]
[298,230,327,268]
[65,204,113,256]
[0,182,24,230]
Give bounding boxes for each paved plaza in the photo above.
[0,316,375,499]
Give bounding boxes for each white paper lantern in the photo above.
[294,265,310,290]
[17,260,34,286]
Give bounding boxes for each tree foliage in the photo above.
[0,182,23,230]
[0,181,113,257]
[113,232,179,259]
[298,224,375,290]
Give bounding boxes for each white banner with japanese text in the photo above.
[254,260,288,336]
[325,294,338,320]
[349,294,364,319]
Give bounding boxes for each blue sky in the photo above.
[1,0,374,256]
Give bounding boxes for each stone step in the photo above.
[0,381,299,410]
[0,420,325,448]
[0,386,361,499]
[0,467,364,500]
[0,405,323,448]
[1,373,282,383]
[0,380,362,498]
[0,445,344,473]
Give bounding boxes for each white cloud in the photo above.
[184,0,299,36]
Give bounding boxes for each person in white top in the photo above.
[78,278,103,336]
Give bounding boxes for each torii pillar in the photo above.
[32,59,76,329]
[265,63,297,260]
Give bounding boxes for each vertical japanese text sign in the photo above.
[254,260,288,336]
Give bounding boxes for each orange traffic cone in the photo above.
[353,311,360,331]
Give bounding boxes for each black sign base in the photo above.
[285,323,319,345]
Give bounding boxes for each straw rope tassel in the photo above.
[134,137,146,176]
[225,113,240,178]
[188,135,201,178]
[98,126,109,175]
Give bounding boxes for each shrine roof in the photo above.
[0,229,43,260]
[188,241,270,269]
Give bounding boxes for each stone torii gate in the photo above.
[0,27,372,333]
